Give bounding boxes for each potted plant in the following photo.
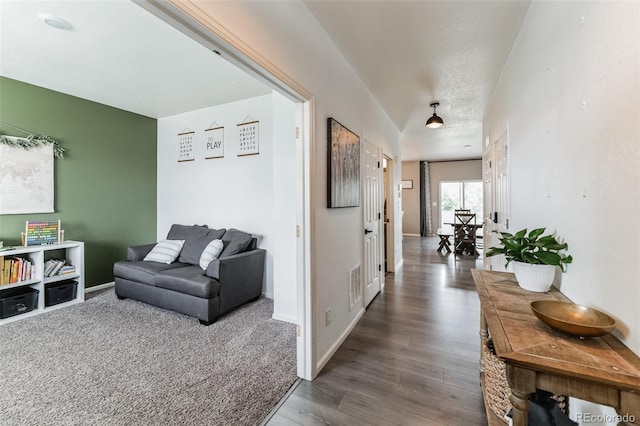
[486,228,573,292]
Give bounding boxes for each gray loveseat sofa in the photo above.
[113,224,265,325]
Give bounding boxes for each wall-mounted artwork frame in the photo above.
[327,117,360,208]
[204,126,224,159]
[237,120,259,156]
[401,180,413,189]
[178,130,195,162]
[0,143,54,214]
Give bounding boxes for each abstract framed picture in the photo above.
[327,117,360,208]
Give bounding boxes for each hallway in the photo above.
[268,236,488,425]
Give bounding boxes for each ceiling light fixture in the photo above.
[425,102,444,129]
[38,13,73,31]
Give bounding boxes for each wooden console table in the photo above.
[472,269,640,426]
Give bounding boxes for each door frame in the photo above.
[362,139,383,307]
[137,0,316,379]
[483,123,510,271]
[382,154,394,277]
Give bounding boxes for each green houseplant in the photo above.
[486,228,573,292]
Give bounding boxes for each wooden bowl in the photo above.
[530,300,616,338]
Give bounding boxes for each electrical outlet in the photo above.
[325,307,331,326]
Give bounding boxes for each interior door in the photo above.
[363,139,381,307]
[484,126,510,271]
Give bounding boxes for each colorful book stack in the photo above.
[44,259,75,277]
[0,256,36,285]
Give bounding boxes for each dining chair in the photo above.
[453,211,478,257]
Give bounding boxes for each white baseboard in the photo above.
[272,312,297,324]
[395,259,404,271]
[315,307,365,373]
[85,281,114,293]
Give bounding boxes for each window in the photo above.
[440,181,483,228]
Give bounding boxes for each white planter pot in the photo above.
[512,261,556,292]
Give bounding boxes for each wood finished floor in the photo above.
[266,236,488,426]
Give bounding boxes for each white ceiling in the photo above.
[0,1,530,161]
[305,0,530,161]
[0,0,271,119]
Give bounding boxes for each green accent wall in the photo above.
[0,77,157,287]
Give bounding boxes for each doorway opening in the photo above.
[439,180,483,229]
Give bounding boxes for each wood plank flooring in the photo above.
[266,236,488,426]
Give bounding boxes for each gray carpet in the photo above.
[0,290,297,425]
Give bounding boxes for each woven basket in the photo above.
[482,340,569,423]
[482,339,511,422]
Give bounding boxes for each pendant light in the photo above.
[425,102,444,129]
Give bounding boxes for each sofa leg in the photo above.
[116,294,126,300]
[199,319,217,326]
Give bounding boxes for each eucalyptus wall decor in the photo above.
[0,134,65,158]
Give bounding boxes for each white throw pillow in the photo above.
[199,239,224,269]
[143,240,185,264]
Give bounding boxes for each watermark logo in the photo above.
[575,413,636,424]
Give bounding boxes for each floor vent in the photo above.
[349,264,362,311]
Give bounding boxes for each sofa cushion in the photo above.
[199,239,224,269]
[220,228,252,258]
[113,260,188,285]
[143,240,185,264]
[166,224,228,265]
[156,266,221,298]
[178,228,226,265]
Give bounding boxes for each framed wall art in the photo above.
[177,129,195,162]
[237,119,259,156]
[327,117,360,208]
[401,180,413,189]
[204,125,224,159]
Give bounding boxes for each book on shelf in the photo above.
[59,265,76,275]
[2,258,11,284]
[0,256,35,284]
[44,259,73,277]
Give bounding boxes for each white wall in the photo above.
[182,1,403,373]
[484,1,640,354]
[157,93,298,322]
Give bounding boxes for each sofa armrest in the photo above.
[127,243,156,261]
[206,249,266,314]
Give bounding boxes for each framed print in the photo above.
[204,126,224,159]
[401,180,413,189]
[327,117,360,208]
[237,120,259,156]
[178,130,195,162]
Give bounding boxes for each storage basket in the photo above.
[482,339,511,422]
[0,287,39,319]
[482,339,569,423]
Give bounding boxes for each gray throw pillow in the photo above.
[166,224,209,240]
[178,227,226,265]
[220,228,252,258]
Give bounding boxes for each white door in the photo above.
[484,126,510,271]
[363,140,382,307]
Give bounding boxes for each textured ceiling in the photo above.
[1,1,530,161]
[0,1,271,119]
[305,1,530,161]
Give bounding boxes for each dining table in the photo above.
[444,222,483,255]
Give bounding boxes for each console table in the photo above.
[472,269,640,426]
